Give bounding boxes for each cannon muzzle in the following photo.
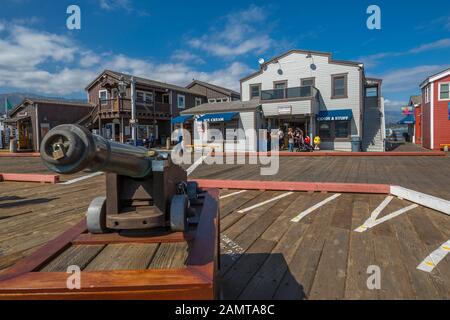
[40,124,154,177]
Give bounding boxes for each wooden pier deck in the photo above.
[0,156,449,299]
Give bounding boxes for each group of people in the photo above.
[277,127,319,152]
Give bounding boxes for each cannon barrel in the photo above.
[40,124,154,178]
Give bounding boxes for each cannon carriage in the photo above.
[40,124,201,234]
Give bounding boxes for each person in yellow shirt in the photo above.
[313,136,321,150]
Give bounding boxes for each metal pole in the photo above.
[131,76,137,146]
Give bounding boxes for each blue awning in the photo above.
[171,114,193,124]
[197,112,238,122]
[397,114,415,125]
[316,109,353,121]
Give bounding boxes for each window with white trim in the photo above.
[195,97,203,106]
[424,86,430,103]
[99,90,108,104]
[439,82,450,100]
[177,94,185,109]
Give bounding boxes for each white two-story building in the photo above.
[241,49,385,151]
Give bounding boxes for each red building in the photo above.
[420,68,450,150]
[408,95,422,145]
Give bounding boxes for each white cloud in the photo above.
[0,23,249,95]
[384,99,407,111]
[79,51,102,68]
[0,25,76,71]
[375,65,448,93]
[170,50,205,64]
[409,39,450,54]
[188,5,273,58]
[99,0,132,12]
[359,38,450,68]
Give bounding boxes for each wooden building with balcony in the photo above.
[81,70,207,144]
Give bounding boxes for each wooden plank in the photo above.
[40,245,105,272]
[0,173,59,184]
[148,243,189,269]
[220,238,276,300]
[73,231,194,245]
[275,194,338,299]
[194,179,390,194]
[0,268,212,300]
[344,194,380,299]
[83,243,159,271]
[238,216,311,300]
[0,219,87,281]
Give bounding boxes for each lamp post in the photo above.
[130,77,137,146]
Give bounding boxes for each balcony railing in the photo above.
[260,85,317,101]
[99,98,171,113]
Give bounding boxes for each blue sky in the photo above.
[0,0,449,113]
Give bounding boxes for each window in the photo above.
[136,91,145,103]
[250,84,261,99]
[195,97,203,106]
[334,121,350,138]
[424,86,430,103]
[301,78,315,87]
[99,90,108,104]
[331,74,347,98]
[208,99,216,103]
[319,122,332,139]
[136,91,153,104]
[365,87,378,97]
[439,83,450,100]
[318,121,351,140]
[162,94,170,104]
[145,92,153,104]
[274,81,287,90]
[177,94,185,109]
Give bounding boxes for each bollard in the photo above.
[9,138,17,153]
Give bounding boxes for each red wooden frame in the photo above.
[192,179,390,194]
[0,173,59,184]
[0,189,219,300]
[211,151,445,157]
[0,152,40,157]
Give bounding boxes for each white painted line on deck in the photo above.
[291,193,341,223]
[417,239,450,273]
[237,192,293,214]
[60,172,103,185]
[220,190,248,199]
[354,195,393,232]
[186,155,207,176]
[390,186,450,216]
[355,203,418,232]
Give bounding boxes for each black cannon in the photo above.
[40,124,200,234]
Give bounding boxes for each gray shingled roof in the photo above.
[9,97,91,116]
[186,79,240,96]
[180,100,260,115]
[101,70,203,95]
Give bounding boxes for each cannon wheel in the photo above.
[86,196,109,234]
[170,194,188,232]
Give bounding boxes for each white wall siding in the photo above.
[241,52,363,136]
[262,100,313,116]
[239,111,257,151]
[320,141,352,152]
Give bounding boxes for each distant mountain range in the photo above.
[0,93,86,116]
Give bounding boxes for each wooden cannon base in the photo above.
[0,189,220,300]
